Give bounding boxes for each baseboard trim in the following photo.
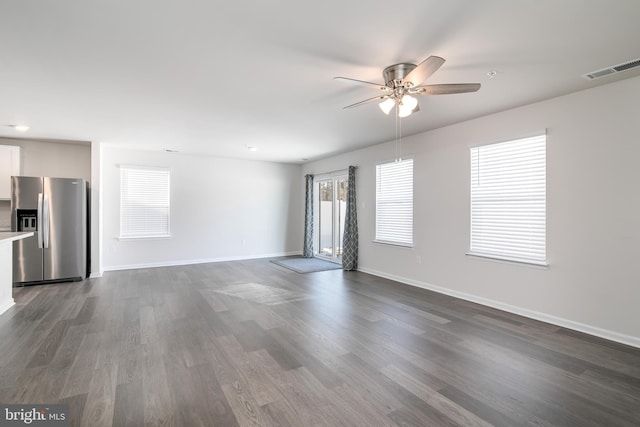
[103,251,302,272]
[89,272,103,279]
[358,266,640,349]
[0,299,15,317]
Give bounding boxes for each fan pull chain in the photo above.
[399,113,402,161]
[395,109,398,161]
[395,108,402,162]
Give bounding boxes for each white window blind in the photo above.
[120,165,170,238]
[376,159,413,246]
[470,134,546,265]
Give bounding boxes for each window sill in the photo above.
[118,235,172,241]
[373,239,414,249]
[466,252,549,269]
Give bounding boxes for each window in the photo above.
[469,134,546,265]
[119,165,170,238]
[375,159,413,246]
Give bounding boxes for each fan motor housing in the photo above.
[383,63,417,87]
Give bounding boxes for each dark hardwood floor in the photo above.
[1,258,638,426]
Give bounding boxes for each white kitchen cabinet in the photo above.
[0,145,21,199]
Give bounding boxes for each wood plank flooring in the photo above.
[1,258,639,426]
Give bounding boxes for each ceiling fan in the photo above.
[335,56,480,118]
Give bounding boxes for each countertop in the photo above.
[0,231,34,244]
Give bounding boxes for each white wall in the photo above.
[0,138,91,229]
[90,142,102,277]
[101,147,302,270]
[0,138,91,181]
[302,75,640,347]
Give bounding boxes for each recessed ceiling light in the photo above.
[247,146,257,152]
[8,124,30,132]
[164,149,179,153]
[487,70,498,79]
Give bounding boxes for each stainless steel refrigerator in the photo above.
[11,176,88,284]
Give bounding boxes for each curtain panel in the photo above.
[342,166,358,270]
[303,174,314,258]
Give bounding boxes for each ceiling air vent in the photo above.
[582,58,640,80]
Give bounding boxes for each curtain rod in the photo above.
[309,165,357,176]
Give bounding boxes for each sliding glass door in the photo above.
[314,175,348,263]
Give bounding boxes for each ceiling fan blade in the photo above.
[343,95,388,109]
[412,83,481,95]
[334,77,390,91]
[402,56,445,87]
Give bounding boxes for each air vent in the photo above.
[582,58,640,80]
[613,58,640,72]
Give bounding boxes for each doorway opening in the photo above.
[314,173,348,264]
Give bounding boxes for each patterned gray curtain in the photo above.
[342,166,358,270]
[303,174,314,257]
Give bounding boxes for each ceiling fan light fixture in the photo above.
[398,105,413,118]
[379,98,395,115]
[398,95,418,117]
[401,94,418,110]
[336,55,480,117]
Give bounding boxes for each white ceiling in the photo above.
[1,0,639,163]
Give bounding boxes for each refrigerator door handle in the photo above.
[37,192,44,248]
[43,194,50,249]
